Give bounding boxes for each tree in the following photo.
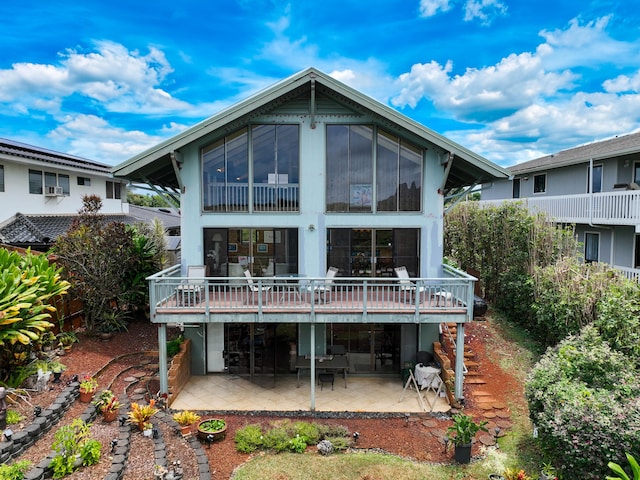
[0,248,70,383]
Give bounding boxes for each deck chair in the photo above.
[306,267,338,303]
[244,270,272,304]
[176,265,206,306]
[394,266,426,302]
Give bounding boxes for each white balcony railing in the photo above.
[482,191,640,226]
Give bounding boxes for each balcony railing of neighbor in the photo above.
[482,190,640,226]
[148,264,476,321]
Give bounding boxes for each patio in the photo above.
[169,374,451,413]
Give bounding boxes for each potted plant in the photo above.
[78,375,98,402]
[196,418,227,442]
[503,468,532,480]
[447,413,488,464]
[93,390,121,422]
[56,331,78,353]
[143,421,153,437]
[98,309,129,340]
[173,410,201,436]
[49,361,66,383]
[127,399,159,431]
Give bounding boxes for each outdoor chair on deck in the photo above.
[305,266,338,303]
[394,266,426,302]
[176,265,206,306]
[244,270,272,304]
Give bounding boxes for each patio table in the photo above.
[295,355,349,388]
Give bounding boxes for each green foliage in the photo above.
[525,327,640,479]
[0,248,70,383]
[235,424,264,453]
[234,420,351,455]
[444,202,578,303]
[6,409,25,425]
[50,418,100,478]
[166,336,184,357]
[595,281,640,360]
[607,453,640,480]
[0,460,31,480]
[446,413,488,446]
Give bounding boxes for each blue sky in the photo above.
[1,0,639,168]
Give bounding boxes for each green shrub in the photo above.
[166,336,183,357]
[235,424,264,453]
[50,418,100,478]
[0,460,31,480]
[288,435,308,453]
[6,410,25,425]
[596,281,640,361]
[526,327,640,479]
[263,424,292,452]
[293,421,320,444]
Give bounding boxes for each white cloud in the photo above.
[463,0,507,25]
[604,70,640,93]
[47,114,188,165]
[419,0,453,18]
[0,41,194,116]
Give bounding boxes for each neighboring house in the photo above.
[113,67,508,407]
[0,205,180,252]
[481,131,640,280]
[0,138,128,224]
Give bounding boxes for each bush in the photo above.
[235,424,264,453]
[0,460,31,480]
[526,327,640,479]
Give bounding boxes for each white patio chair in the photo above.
[176,265,206,306]
[244,270,272,304]
[394,266,426,302]
[305,266,338,303]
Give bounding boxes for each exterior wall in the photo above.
[174,112,449,374]
[0,159,128,223]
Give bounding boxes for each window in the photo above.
[512,178,520,199]
[533,173,546,194]
[29,169,69,195]
[0,165,4,192]
[29,170,43,194]
[106,181,122,199]
[584,232,599,263]
[588,165,602,193]
[326,125,422,212]
[77,177,91,186]
[202,128,249,212]
[326,125,373,212]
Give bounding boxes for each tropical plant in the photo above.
[0,248,70,383]
[50,418,100,478]
[446,413,488,446]
[0,459,31,480]
[607,453,640,480]
[6,409,25,425]
[93,390,120,413]
[127,399,159,429]
[78,375,98,394]
[172,410,200,426]
[503,468,532,480]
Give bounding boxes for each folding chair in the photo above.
[244,270,272,304]
[176,265,206,306]
[394,266,426,302]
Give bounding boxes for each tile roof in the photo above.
[509,131,640,174]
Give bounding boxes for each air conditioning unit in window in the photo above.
[45,186,64,196]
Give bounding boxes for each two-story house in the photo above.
[482,131,640,280]
[113,68,509,409]
[0,138,128,224]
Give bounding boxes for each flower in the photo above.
[79,375,98,393]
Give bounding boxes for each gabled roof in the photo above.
[0,138,113,175]
[113,67,508,190]
[509,131,640,175]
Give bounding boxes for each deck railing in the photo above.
[148,264,476,320]
[481,191,640,226]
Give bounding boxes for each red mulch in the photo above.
[13,313,525,479]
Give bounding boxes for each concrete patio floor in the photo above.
[169,374,450,414]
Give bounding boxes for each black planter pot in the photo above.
[454,443,472,464]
